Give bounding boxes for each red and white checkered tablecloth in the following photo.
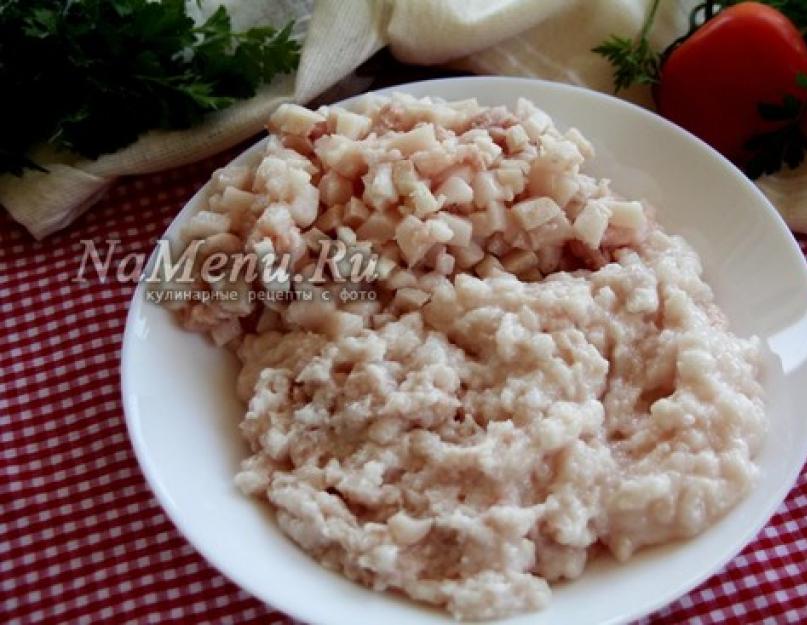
[2,144,806,625]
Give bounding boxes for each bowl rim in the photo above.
[120,75,807,625]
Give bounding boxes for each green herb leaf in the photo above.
[758,95,802,121]
[0,0,301,175]
[744,73,807,179]
[744,125,806,178]
[592,0,663,93]
[592,35,661,93]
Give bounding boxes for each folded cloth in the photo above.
[3,0,803,239]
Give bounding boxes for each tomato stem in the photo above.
[640,0,663,42]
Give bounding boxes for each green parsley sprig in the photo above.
[745,73,807,178]
[591,0,663,93]
[0,0,301,176]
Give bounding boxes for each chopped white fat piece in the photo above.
[319,170,353,206]
[334,109,372,140]
[336,226,357,246]
[395,215,451,266]
[392,160,420,196]
[302,227,328,252]
[573,200,611,248]
[213,166,250,191]
[523,111,553,141]
[474,254,505,278]
[389,124,439,156]
[603,200,646,230]
[289,183,319,228]
[471,171,505,209]
[387,512,432,545]
[495,167,526,198]
[270,103,326,136]
[385,268,418,289]
[356,212,399,243]
[452,241,485,269]
[221,186,256,212]
[469,211,494,238]
[486,201,508,233]
[314,204,344,232]
[540,134,584,170]
[436,176,474,206]
[512,198,561,230]
[501,249,539,275]
[393,287,431,311]
[182,211,231,240]
[314,135,366,178]
[434,250,455,275]
[565,127,595,159]
[343,197,370,228]
[505,124,530,152]
[363,163,398,211]
[410,182,444,218]
[435,213,473,248]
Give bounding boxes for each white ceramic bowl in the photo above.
[121,77,807,625]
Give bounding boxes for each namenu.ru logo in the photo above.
[73,239,381,303]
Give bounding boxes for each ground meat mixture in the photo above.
[163,93,765,620]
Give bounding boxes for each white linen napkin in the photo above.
[3,0,802,239]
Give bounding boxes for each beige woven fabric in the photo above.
[3,0,801,239]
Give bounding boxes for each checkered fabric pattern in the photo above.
[2,144,806,625]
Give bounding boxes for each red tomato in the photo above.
[656,2,807,164]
